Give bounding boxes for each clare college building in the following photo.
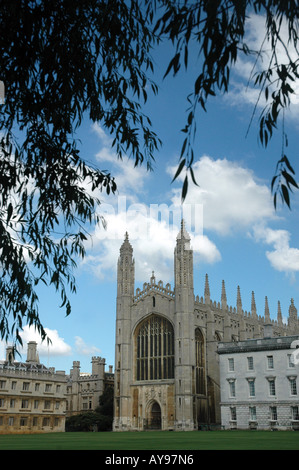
[113,221,299,431]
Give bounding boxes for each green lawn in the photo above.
[0,430,298,450]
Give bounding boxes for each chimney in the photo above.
[26,341,39,363]
[6,346,14,363]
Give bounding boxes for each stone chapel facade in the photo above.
[113,221,299,431]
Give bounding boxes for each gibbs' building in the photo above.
[113,221,299,431]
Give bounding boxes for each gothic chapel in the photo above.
[113,221,299,431]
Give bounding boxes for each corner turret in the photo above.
[117,232,135,298]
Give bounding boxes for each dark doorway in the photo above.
[147,401,161,430]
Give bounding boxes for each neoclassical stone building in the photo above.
[218,330,299,430]
[0,342,67,434]
[113,221,299,431]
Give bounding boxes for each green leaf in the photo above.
[189,166,199,187]
[182,175,188,202]
[282,155,295,174]
[281,184,290,208]
[171,158,186,183]
[282,170,298,189]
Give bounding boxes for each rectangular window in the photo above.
[0,381,6,389]
[230,407,237,421]
[0,398,5,408]
[289,377,297,395]
[270,406,277,421]
[10,399,15,408]
[35,383,40,392]
[249,406,256,421]
[228,380,236,397]
[22,382,30,391]
[268,378,276,396]
[228,358,234,371]
[247,357,254,370]
[248,379,255,397]
[21,399,29,409]
[20,417,28,426]
[44,400,51,410]
[267,355,274,369]
[45,384,52,392]
[8,417,14,426]
[11,381,16,390]
[291,406,299,421]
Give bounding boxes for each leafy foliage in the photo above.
[0,0,160,348]
[0,0,298,347]
[154,0,299,205]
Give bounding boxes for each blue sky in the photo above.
[1,13,299,375]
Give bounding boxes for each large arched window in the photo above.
[195,328,206,395]
[136,315,174,381]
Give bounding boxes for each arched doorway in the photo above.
[148,401,161,430]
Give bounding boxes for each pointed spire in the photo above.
[251,291,257,318]
[118,232,135,297]
[181,218,190,238]
[264,296,270,321]
[221,280,227,310]
[176,219,191,248]
[174,219,193,290]
[204,273,210,304]
[120,231,133,254]
[150,271,155,285]
[237,285,242,314]
[277,300,283,325]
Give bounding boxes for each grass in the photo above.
[0,430,298,450]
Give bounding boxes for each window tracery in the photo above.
[136,315,174,381]
[195,328,206,394]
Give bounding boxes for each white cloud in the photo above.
[16,325,72,358]
[80,195,220,283]
[168,155,276,235]
[79,127,222,282]
[193,234,221,265]
[253,224,299,275]
[82,127,294,282]
[168,156,299,276]
[0,326,102,363]
[74,336,101,356]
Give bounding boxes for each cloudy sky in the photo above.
[1,12,298,373]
